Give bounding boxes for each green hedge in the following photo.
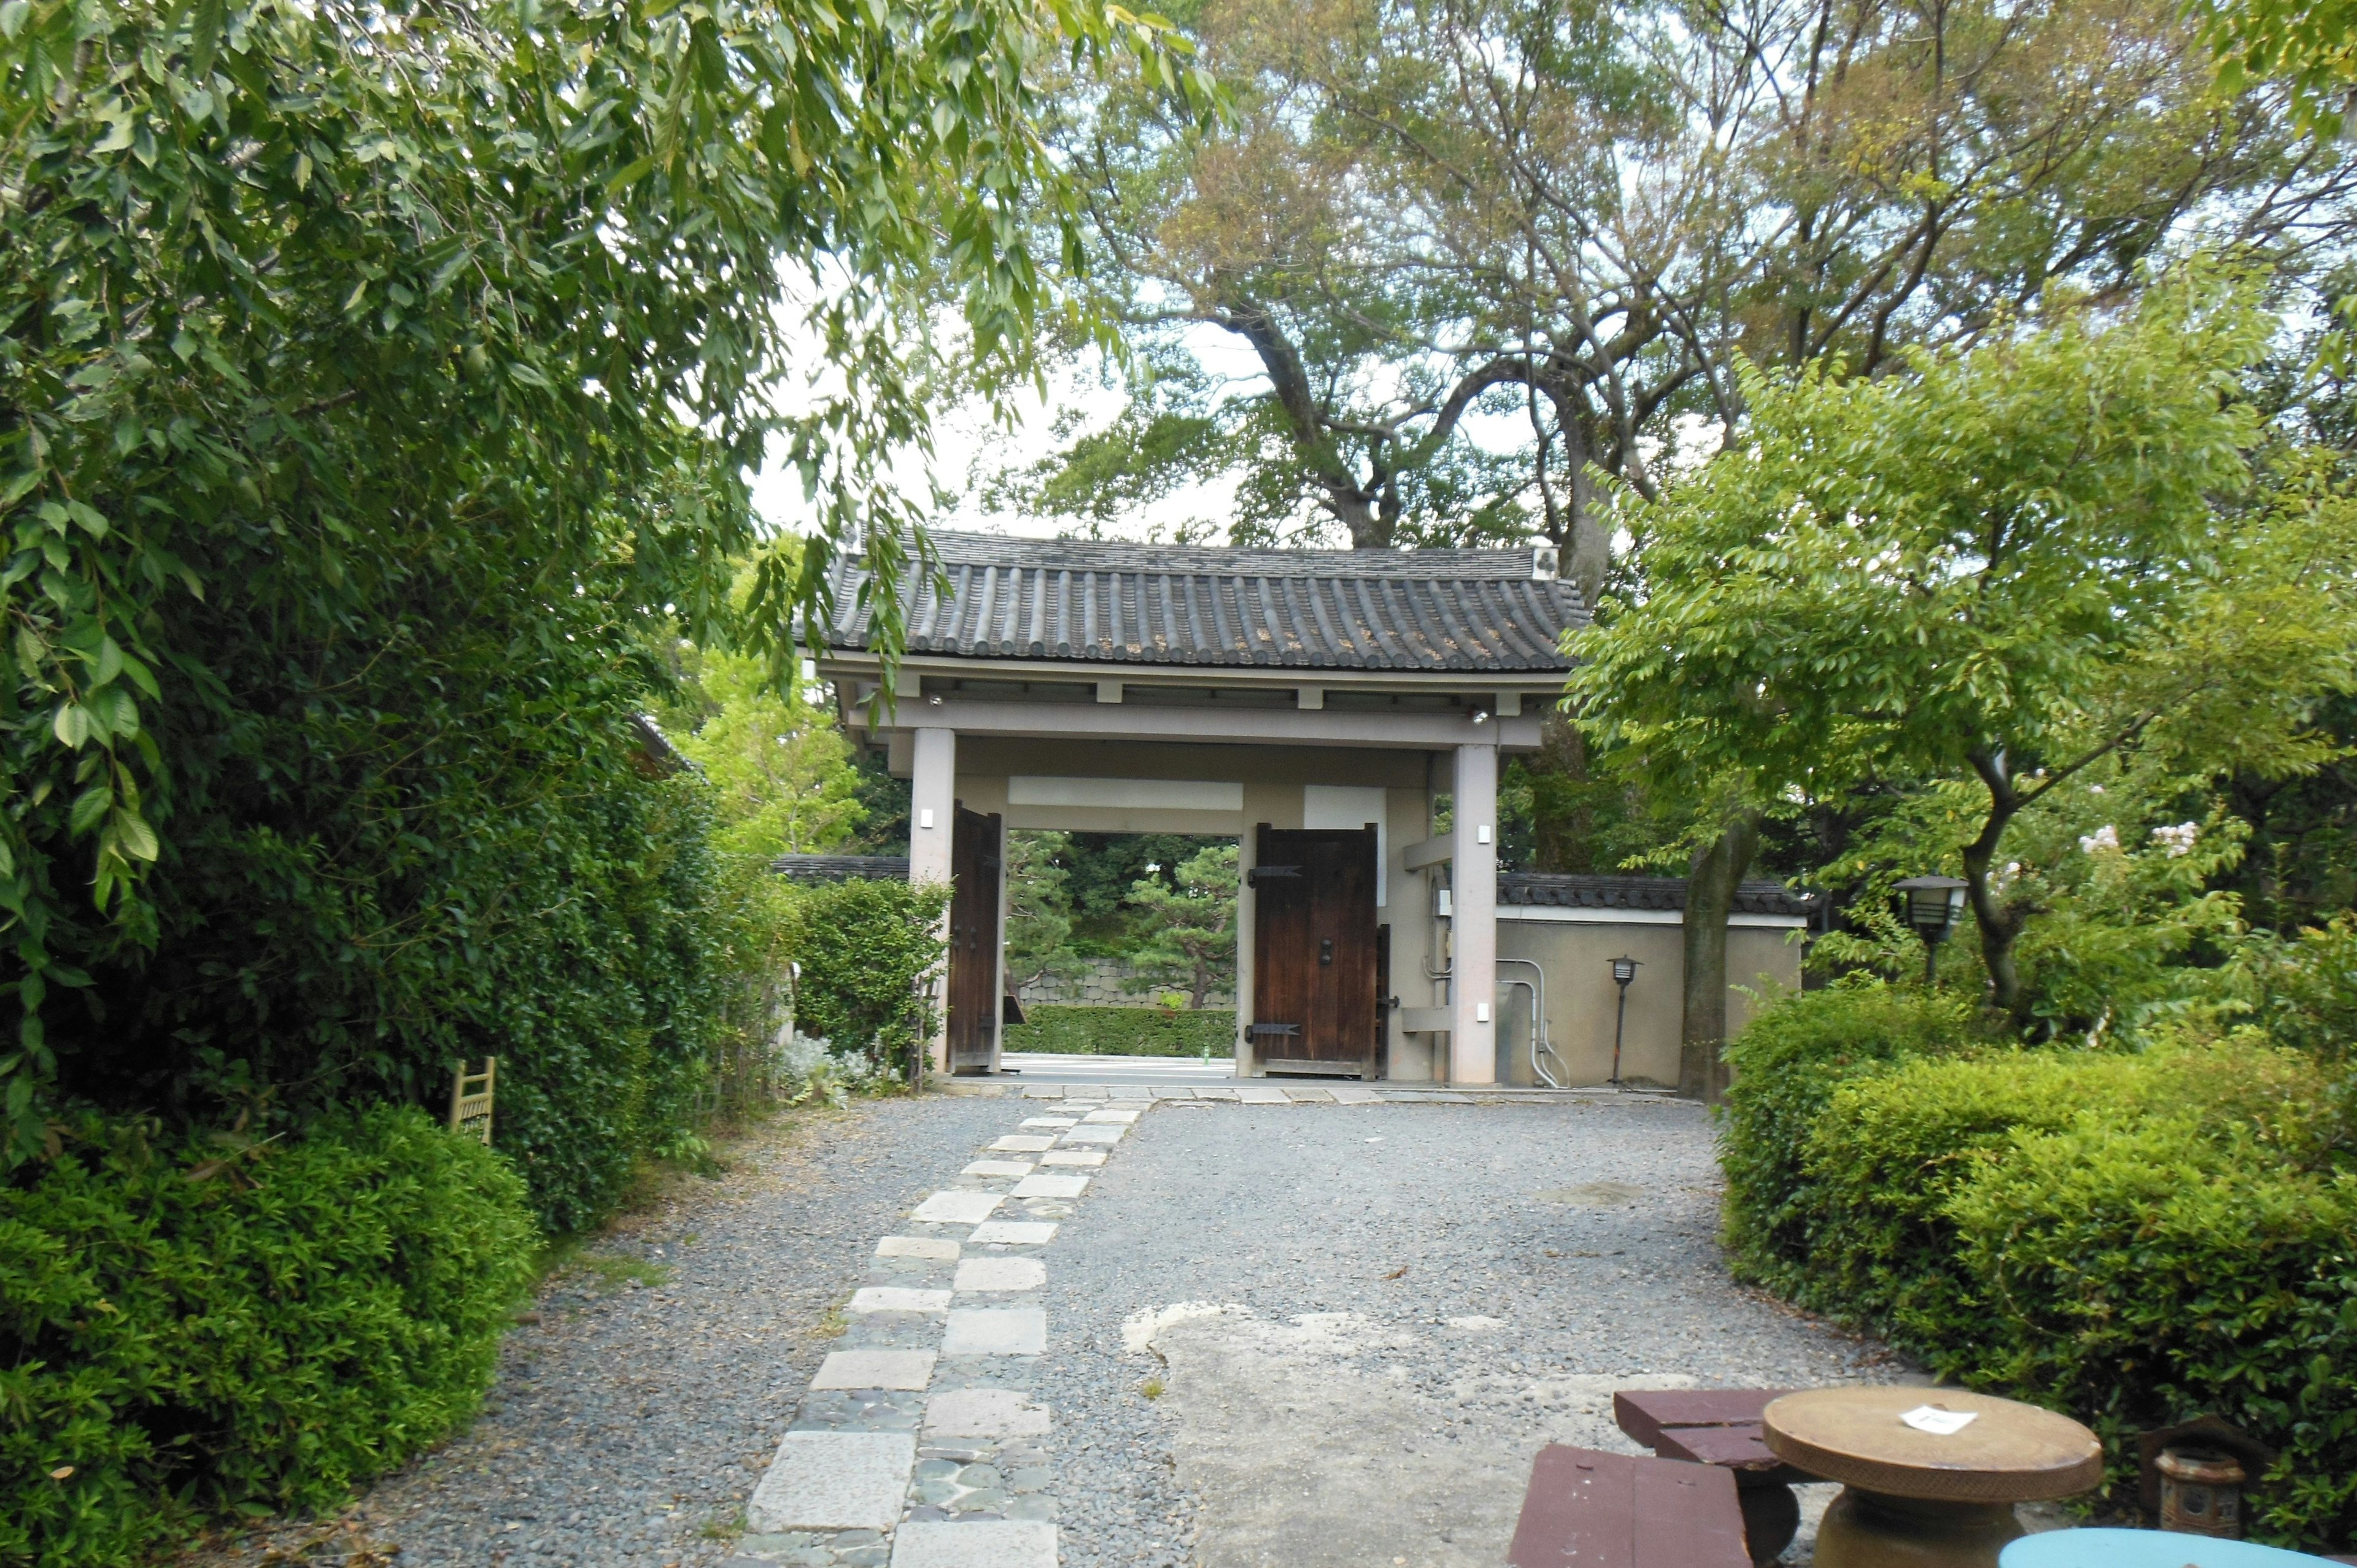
[791,878,951,1075]
[1721,991,2357,1548]
[1718,983,1989,1290]
[1005,1005,1235,1057]
[1,1108,536,1567]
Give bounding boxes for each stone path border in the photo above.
[724,1080,1691,1568]
[727,1097,1161,1568]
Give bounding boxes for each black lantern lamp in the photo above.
[1894,875,1968,985]
[1608,956,1639,1086]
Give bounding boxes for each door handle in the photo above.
[1320,937,1334,966]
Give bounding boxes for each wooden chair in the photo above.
[1614,1388,1814,1564]
[1507,1445,1753,1568]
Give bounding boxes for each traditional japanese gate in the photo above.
[814,530,1582,1084]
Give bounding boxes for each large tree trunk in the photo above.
[1962,749,2032,1021]
[1681,809,1763,1104]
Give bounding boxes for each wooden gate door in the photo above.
[1250,824,1379,1077]
[947,805,1003,1073]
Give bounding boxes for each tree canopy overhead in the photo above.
[0,0,1209,1159]
[995,0,2353,577]
[1569,268,2357,1016]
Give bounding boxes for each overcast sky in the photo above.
[744,317,1552,549]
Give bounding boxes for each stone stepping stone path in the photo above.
[727,1094,1150,1568]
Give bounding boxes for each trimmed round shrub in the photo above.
[1,1106,536,1567]
[1798,1043,2327,1348]
[1948,1105,2357,1546]
[1719,982,1986,1289]
[791,878,950,1075]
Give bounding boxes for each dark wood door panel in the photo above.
[947,805,1002,1072]
[1253,824,1378,1074]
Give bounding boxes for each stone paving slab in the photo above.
[962,1159,1035,1178]
[1329,1086,1382,1103]
[911,1191,1004,1224]
[812,1350,937,1391]
[954,1257,1047,1292]
[990,1135,1058,1152]
[889,1519,1057,1568]
[942,1308,1048,1356]
[1018,1116,1077,1128]
[1234,1086,1291,1103]
[1080,1109,1140,1124]
[1058,1126,1122,1145]
[1038,1150,1103,1167]
[923,1388,1053,1439]
[850,1288,953,1315]
[748,1431,917,1532]
[1008,1173,1088,1199]
[877,1236,961,1261]
[969,1221,1058,1245]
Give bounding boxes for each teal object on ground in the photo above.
[2000,1530,2347,1567]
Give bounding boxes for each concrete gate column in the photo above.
[909,725,956,1077]
[1450,741,1498,1084]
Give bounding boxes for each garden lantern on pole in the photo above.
[1894,875,1969,986]
[1608,956,1639,1085]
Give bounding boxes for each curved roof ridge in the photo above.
[818,531,1587,674]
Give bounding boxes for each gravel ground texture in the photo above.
[188,1097,1014,1568]
[189,1091,1908,1568]
[1025,1094,1906,1568]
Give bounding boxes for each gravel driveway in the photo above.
[1023,1094,1900,1568]
[191,1090,1900,1568]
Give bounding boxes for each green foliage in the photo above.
[1574,269,2357,1015]
[669,647,864,861]
[1798,1046,2327,1344]
[1718,984,1991,1289]
[0,0,1209,1164]
[0,1106,535,1568]
[1121,842,1237,1008]
[788,879,949,1078]
[1723,967,2357,1548]
[2191,0,2357,136]
[2237,913,2357,1062]
[1945,1097,2357,1544]
[1005,0,2332,564]
[1004,1005,1234,1057]
[1004,831,1080,996]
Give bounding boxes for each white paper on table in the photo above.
[1901,1405,1979,1435]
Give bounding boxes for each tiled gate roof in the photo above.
[817,532,1585,673]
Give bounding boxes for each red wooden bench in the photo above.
[1507,1445,1752,1568]
[1612,1388,1814,1565]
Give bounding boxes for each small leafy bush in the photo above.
[1725,1025,2356,1550]
[1719,982,1987,1289]
[1802,1043,2331,1350]
[789,879,950,1076]
[0,1108,536,1568]
[1005,1005,1237,1057]
[1948,1099,2357,1545]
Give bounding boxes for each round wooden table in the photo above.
[1762,1387,2104,1568]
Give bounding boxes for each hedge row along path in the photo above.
[193,1090,1914,1567]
